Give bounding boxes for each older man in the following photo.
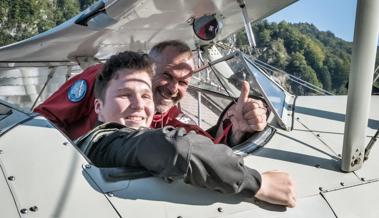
[149,40,267,145]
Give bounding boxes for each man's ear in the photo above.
[94,98,104,122]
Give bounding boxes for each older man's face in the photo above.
[152,46,194,113]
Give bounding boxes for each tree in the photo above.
[0,0,96,47]
[0,0,56,46]
[54,0,80,25]
[79,0,97,11]
[286,52,321,95]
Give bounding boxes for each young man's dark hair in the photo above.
[94,51,154,101]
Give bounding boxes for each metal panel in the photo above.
[323,181,379,218]
[107,177,252,218]
[101,177,337,218]
[0,163,20,218]
[293,96,379,170]
[244,127,360,197]
[0,116,119,218]
[223,194,336,218]
[294,96,379,140]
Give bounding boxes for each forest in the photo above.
[1,0,378,95]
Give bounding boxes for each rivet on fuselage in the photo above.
[30,206,38,212]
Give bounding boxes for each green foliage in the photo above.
[0,0,96,46]
[0,0,56,45]
[79,0,97,11]
[247,21,356,95]
[54,0,80,25]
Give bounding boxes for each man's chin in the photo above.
[155,101,174,113]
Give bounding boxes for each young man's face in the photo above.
[152,46,194,113]
[95,69,154,129]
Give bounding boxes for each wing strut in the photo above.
[341,0,379,171]
[236,0,256,50]
[30,67,56,111]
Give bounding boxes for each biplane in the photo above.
[0,0,378,217]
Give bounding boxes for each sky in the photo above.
[266,0,359,43]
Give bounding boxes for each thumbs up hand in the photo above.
[228,81,268,143]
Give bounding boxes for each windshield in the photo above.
[243,56,286,117]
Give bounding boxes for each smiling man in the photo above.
[93,54,154,129]
[149,40,268,145]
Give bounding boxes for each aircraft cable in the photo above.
[253,59,334,95]
[30,67,56,111]
[215,42,334,95]
[65,65,73,81]
[373,65,379,82]
[364,128,379,161]
[209,64,237,103]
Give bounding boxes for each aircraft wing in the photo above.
[0,0,296,65]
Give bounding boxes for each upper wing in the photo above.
[0,0,296,66]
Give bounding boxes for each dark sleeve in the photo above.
[88,126,262,197]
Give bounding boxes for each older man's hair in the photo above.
[149,40,192,59]
[95,51,154,101]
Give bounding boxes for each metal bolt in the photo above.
[62,142,68,146]
[340,182,344,186]
[319,187,323,191]
[315,164,321,168]
[107,192,114,197]
[177,216,183,218]
[296,117,300,120]
[20,208,28,214]
[356,149,359,152]
[316,134,320,137]
[338,154,342,158]
[217,207,223,212]
[8,176,15,181]
[29,206,38,212]
[361,177,366,181]
[84,164,91,169]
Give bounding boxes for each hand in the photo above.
[229,81,268,143]
[254,171,297,208]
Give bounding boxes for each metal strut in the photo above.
[30,67,56,111]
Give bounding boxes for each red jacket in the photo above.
[34,64,102,140]
[151,105,215,140]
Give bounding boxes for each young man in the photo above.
[34,40,268,144]
[77,51,296,208]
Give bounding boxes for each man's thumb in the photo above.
[237,81,250,105]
